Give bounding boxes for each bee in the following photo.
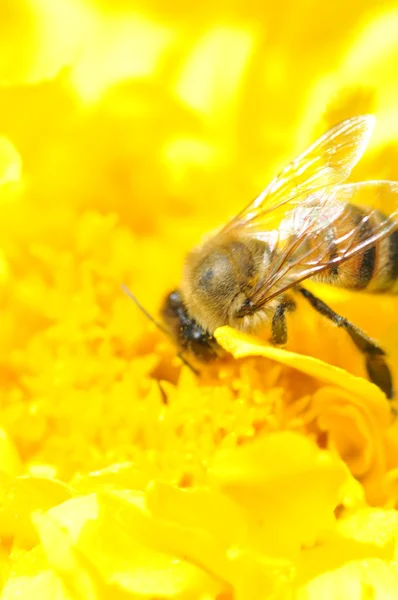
[158,115,398,398]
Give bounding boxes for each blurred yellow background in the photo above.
[2,0,398,227]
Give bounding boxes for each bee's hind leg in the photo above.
[271,297,296,345]
[298,287,394,399]
[365,355,394,401]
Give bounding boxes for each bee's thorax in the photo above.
[181,234,271,333]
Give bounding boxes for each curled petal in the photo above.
[215,326,386,403]
[312,386,391,503]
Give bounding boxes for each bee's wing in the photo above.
[239,181,398,313]
[223,115,375,235]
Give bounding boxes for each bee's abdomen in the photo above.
[315,205,398,293]
[383,227,398,292]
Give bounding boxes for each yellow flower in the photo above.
[1,0,398,598]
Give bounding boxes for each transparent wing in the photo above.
[223,115,376,236]
[237,181,398,315]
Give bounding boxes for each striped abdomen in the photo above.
[313,204,398,293]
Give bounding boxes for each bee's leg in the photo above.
[298,287,394,399]
[271,298,296,345]
[365,355,394,400]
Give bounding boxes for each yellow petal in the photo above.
[0,476,73,547]
[1,546,71,600]
[338,473,366,513]
[0,428,22,476]
[100,488,232,587]
[146,481,247,584]
[47,495,100,543]
[233,550,295,600]
[32,511,101,600]
[71,462,148,494]
[0,136,22,187]
[296,508,398,589]
[297,559,398,600]
[46,492,225,598]
[1,569,72,600]
[215,326,385,403]
[211,431,348,558]
[117,485,295,598]
[337,508,398,549]
[147,480,248,547]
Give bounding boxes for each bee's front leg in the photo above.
[271,297,296,345]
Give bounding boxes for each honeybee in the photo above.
[157,115,398,398]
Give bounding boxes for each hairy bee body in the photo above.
[181,232,272,333]
[180,202,398,337]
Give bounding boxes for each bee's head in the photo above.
[161,289,221,362]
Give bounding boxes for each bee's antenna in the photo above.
[121,284,199,375]
[176,352,199,375]
[121,283,170,337]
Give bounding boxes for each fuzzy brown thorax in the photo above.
[181,234,271,333]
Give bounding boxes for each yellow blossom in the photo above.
[1,0,398,599]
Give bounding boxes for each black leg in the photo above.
[298,287,394,399]
[271,298,296,345]
[365,355,394,401]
